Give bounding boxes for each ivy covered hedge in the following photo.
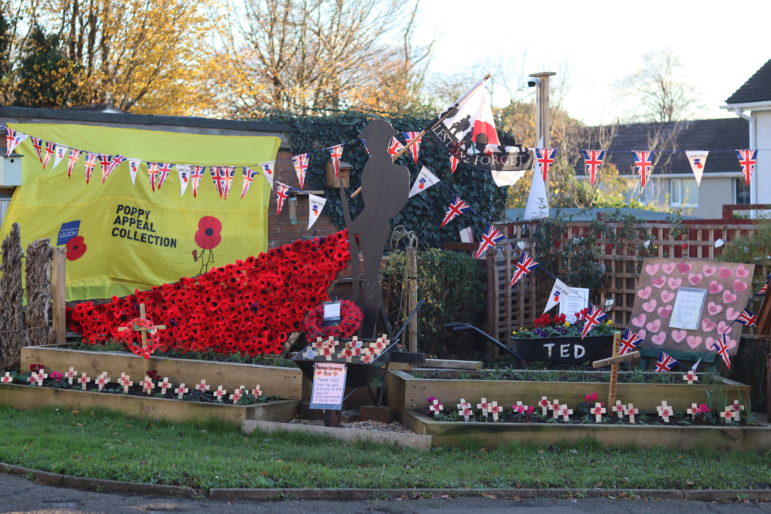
[262,111,510,248]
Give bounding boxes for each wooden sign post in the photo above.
[592,331,640,407]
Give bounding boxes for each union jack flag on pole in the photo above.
[654,352,679,373]
[241,166,260,199]
[534,148,557,181]
[440,195,471,228]
[388,137,404,158]
[632,150,654,189]
[474,225,505,259]
[581,304,607,340]
[735,308,757,327]
[292,153,309,189]
[619,329,644,355]
[736,149,757,185]
[581,149,605,186]
[712,335,732,370]
[403,132,421,163]
[275,182,290,214]
[329,145,343,177]
[190,166,206,197]
[510,252,538,287]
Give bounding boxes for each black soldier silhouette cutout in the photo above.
[448,114,471,137]
[344,119,410,337]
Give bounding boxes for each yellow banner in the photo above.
[1,123,280,300]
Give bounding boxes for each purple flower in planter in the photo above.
[427,396,437,404]
[533,329,547,337]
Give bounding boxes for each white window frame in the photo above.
[670,178,699,208]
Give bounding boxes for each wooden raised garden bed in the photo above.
[20,346,302,400]
[0,383,299,427]
[385,369,751,416]
[403,411,771,451]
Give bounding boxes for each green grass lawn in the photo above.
[0,406,768,492]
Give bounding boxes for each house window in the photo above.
[734,179,751,204]
[670,178,698,207]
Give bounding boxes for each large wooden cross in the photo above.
[592,331,640,407]
[116,303,166,352]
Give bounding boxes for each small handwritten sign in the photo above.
[310,362,347,410]
[670,288,707,330]
[559,287,589,323]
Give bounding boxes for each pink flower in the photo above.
[50,372,64,382]
[697,404,711,414]
[427,396,437,404]
[584,392,598,403]
[526,405,535,415]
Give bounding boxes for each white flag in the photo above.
[523,138,549,220]
[177,165,191,196]
[408,166,440,197]
[544,278,574,313]
[260,161,275,188]
[53,144,68,169]
[128,159,142,185]
[685,150,708,186]
[307,193,326,229]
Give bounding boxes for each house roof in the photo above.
[575,117,748,176]
[502,207,697,223]
[725,59,771,105]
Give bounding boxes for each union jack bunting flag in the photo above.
[42,141,56,169]
[66,149,82,177]
[580,304,607,340]
[632,150,654,189]
[758,283,768,296]
[329,145,343,177]
[108,155,126,175]
[712,335,732,370]
[654,352,679,373]
[275,183,290,214]
[450,154,459,173]
[534,147,557,181]
[292,153,309,189]
[260,161,275,187]
[735,149,757,185]
[735,308,757,327]
[156,163,174,190]
[388,137,404,158]
[510,252,538,287]
[474,225,504,259]
[210,166,223,196]
[146,162,162,191]
[5,127,28,156]
[31,137,45,162]
[403,132,421,163]
[99,154,113,182]
[241,167,260,198]
[220,166,235,199]
[190,166,206,197]
[440,195,471,228]
[581,149,605,186]
[83,153,98,184]
[619,329,644,355]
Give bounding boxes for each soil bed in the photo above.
[411,369,725,384]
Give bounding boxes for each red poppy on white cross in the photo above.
[339,347,354,362]
[613,400,625,418]
[195,379,210,393]
[429,399,443,415]
[313,337,323,349]
[35,370,48,386]
[1,372,12,384]
[550,398,560,413]
[214,385,227,402]
[65,367,77,385]
[230,387,243,405]
[251,385,262,398]
[731,400,745,421]
[158,377,172,394]
[719,405,735,424]
[591,402,606,423]
[477,398,490,417]
[322,346,333,360]
[96,373,110,392]
[513,401,526,414]
[656,401,673,423]
[490,401,503,421]
[686,403,699,418]
[457,398,473,421]
[539,396,550,416]
[361,353,373,364]
[118,373,133,393]
[174,383,188,400]
[78,372,91,390]
[27,372,38,386]
[624,403,638,424]
[141,376,154,394]
[683,370,698,384]
[559,405,573,422]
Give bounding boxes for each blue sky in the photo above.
[418,0,770,125]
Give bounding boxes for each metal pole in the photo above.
[530,71,555,195]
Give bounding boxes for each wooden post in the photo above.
[592,332,641,408]
[51,247,67,344]
[406,246,418,353]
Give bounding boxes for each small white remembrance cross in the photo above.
[78,372,91,390]
[683,370,698,385]
[28,372,38,385]
[118,373,133,393]
[559,405,573,422]
[513,400,525,414]
[429,399,443,415]
[550,398,560,414]
[539,396,550,416]
[251,385,262,398]
[719,406,735,423]
[96,373,110,392]
[457,398,472,421]
[1,372,12,384]
[731,400,745,422]
[141,376,154,394]
[490,401,502,421]
[477,398,490,418]
[214,386,227,402]
[591,402,606,423]
[35,369,47,386]
[230,387,243,404]
[686,403,699,418]
[174,383,188,399]
[65,367,77,385]
[195,379,210,393]
[656,401,673,423]
[624,403,638,424]
[613,400,625,418]
[159,377,172,394]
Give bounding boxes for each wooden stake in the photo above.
[406,246,418,353]
[50,247,67,345]
[591,332,641,408]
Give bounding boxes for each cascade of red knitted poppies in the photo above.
[67,230,350,356]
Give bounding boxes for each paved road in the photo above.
[0,473,767,513]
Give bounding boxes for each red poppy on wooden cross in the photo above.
[624,403,638,424]
[538,396,550,416]
[174,383,188,400]
[65,367,77,385]
[229,387,243,404]
[591,402,606,422]
[719,405,735,424]
[731,400,745,422]
[686,403,699,418]
[550,398,560,413]
[159,377,172,395]
[214,385,227,402]
[513,401,526,414]
[251,385,262,398]
[559,405,573,422]
[457,398,473,422]
[477,398,490,418]
[78,372,91,391]
[28,372,38,385]
[656,401,673,423]
[141,376,154,394]
[338,347,354,362]
[429,399,443,415]
[35,370,47,386]
[490,401,503,421]
[1,372,12,384]
[613,400,625,418]
[195,379,210,393]
[361,353,373,364]
[118,373,133,393]
[96,373,110,392]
